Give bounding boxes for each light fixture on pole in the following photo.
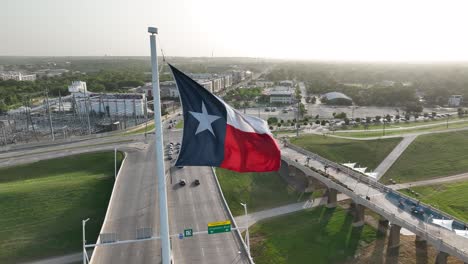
[82,218,90,264]
[149,26,172,264]
[240,202,252,261]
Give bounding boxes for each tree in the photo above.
[385,115,392,122]
[375,116,381,122]
[0,100,7,114]
[320,120,326,126]
[335,112,347,119]
[267,117,278,125]
[315,120,320,124]
[344,118,350,125]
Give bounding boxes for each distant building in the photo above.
[449,95,463,107]
[0,72,36,81]
[256,80,274,88]
[160,81,177,98]
[69,81,147,116]
[224,75,232,88]
[279,80,294,87]
[321,92,353,105]
[68,81,88,96]
[267,86,295,104]
[197,79,213,92]
[211,78,223,92]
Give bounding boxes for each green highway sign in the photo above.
[184,228,193,237]
[208,220,231,235]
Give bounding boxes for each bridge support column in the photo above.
[352,203,365,227]
[388,224,401,248]
[288,165,296,178]
[377,217,389,236]
[435,251,448,264]
[326,188,337,208]
[415,235,426,242]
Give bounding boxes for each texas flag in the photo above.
[169,64,280,172]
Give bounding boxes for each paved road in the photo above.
[90,141,162,263]
[389,172,468,190]
[166,131,249,264]
[374,135,417,179]
[235,197,338,228]
[281,144,468,262]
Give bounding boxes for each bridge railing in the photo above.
[283,155,468,262]
[284,142,468,228]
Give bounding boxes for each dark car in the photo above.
[179,179,186,186]
[194,179,200,185]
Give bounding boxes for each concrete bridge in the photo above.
[280,142,468,264]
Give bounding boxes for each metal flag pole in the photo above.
[149,26,171,264]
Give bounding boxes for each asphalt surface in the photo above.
[166,131,249,264]
[90,141,162,263]
[374,135,417,178]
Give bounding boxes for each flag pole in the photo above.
[148,26,171,264]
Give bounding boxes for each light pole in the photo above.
[240,202,252,261]
[82,218,90,264]
[114,147,117,179]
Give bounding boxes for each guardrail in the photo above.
[89,151,128,264]
[211,167,255,264]
[282,156,468,262]
[284,142,468,228]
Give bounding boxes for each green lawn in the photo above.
[401,181,468,222]
[334,120,468,138]
[250,207,378,264]
[382,130,468,183]
[175,120,184,129]
[125,122,155,135]
[290,134,402,170]
[216,168,306,216]
[0,152,123,263]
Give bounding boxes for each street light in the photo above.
[82,218,90,264]
[240,202,252,261]
[114,147,117,179]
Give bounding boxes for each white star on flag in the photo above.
[189,102,221,136]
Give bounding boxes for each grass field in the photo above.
[338,116,467,131]
[401,182,468,222]
[0,152,123,263]
[290,134,402,170]
[175,120,184,129]
[125,122,155,135]
[382,130,468,183]
[250,206,378,264]
[334,120,468,138]
[216,168,306,216]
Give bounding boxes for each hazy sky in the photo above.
[2,0,468,61]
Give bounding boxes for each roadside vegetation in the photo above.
[125,122,155,135]
[216,168,306,216]
[0,152,123,263]
[402,182,468,222]
[334,120,468,138]
[290,134,402,170]
[382,131,468,183]
[250,207,378,264]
